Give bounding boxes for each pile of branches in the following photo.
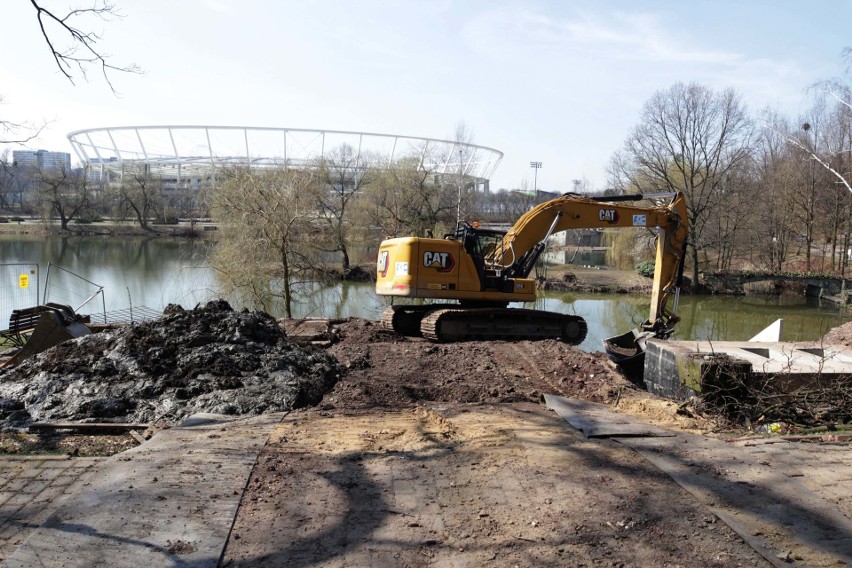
[694,355,852,429]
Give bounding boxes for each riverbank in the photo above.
[0,219,216,238]
[0,220,845,299]
[540,265,652,293]
[543,266,851,304]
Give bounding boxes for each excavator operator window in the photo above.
[461,229,505,290]
[476,233,503,260]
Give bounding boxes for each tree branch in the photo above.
[766,122,852,196]
[29,0,141,92]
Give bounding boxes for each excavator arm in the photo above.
[485,192,689,337]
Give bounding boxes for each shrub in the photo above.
[76,215,103,223]
[636,260,655,278]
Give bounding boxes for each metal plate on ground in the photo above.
[4,413,281,568]
[544,394,675,438]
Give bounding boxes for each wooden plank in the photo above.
[29,422,150,433]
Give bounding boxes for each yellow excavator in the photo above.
[375,191,688,361]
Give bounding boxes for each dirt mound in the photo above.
[326,317,403,344]
[822,319,852,348]
[0,301,340,430]
[325,318,632,410]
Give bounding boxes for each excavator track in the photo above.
[420,308,588,345]
[381,305,455,337]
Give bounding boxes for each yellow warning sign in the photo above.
[19,274,29,289]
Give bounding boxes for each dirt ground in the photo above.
[224,405,770,568]
[222,318,790,567]
[321,318,717,434]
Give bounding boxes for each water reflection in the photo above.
[537,291,847,351]
[0,235,216,315]
[0,235,846,352]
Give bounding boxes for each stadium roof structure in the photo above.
[67,126,503,183]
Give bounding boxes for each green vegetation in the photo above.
[635,260,655,278]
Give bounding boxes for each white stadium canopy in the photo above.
[67,126,503,185]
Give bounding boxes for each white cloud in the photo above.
[462,6,798,72]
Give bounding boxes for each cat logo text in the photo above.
[423,251,455,272]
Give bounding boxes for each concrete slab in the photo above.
[220,404,770,567]
[546,397,852,567]
[1,413,281,568]
[749,318,783,342]
[644,339,852,400]
[0,457,103,564]
[623,435,852,568]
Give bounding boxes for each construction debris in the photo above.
[0,300,340,431]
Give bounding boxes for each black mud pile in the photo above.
[0,300,340,430]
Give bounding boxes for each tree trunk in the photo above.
[281,245,292,319]
[55,205,69,231]
[690,245,700,290]
[340,245,350,272]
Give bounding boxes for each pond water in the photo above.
[0,235,847,353]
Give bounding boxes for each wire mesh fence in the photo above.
[0,264,40,327]
[92,306,163,325]
[43,263,107,322]
[43,263,161,325]
[0,261,162,334]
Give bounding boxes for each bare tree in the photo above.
[703,170,754,271]
[118,165,162,232]
[0,96,45,145]
[472,189,533,224]
[609,82,755,286]
[750,110,800,271]
[0,155,36,213]
[210,167,327,318]
[357,161,418,238]
[0,152,18,211]
[315,143,374,273]
[358,150,459,239]
[449,121,479,226]
[35,165,88,230]
[787,49,852,198]
[2,2,139,143]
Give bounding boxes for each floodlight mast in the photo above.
[530,161,542,200]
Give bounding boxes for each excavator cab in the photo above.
[449,224,507,292]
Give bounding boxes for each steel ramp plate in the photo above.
[544,394,675,438]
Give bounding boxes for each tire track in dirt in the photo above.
[489,342,568,399]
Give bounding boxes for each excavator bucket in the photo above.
[603,329,651,381]
[3,310,90,368]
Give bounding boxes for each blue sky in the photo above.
[2,0,849,191]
